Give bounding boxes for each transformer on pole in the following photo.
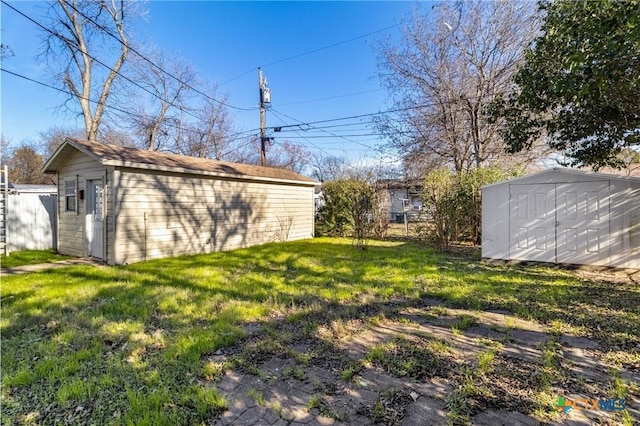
[258,68,271,166]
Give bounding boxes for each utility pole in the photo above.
[258,68,271,167]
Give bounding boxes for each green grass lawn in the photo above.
[0,249,72,268]
[1,238,638,425]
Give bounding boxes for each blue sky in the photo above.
[1,1,421,162]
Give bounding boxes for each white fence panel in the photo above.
[7,192,57,252]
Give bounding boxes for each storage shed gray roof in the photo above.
[44,138,319,186]
[8,184,57,193]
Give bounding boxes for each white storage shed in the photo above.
[482,168,640,269]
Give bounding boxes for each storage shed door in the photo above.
[556,182,610,265]
[86,179,104,260]
[509,184,556,262]
[509,181,610,265]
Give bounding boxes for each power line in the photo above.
[268,109,353,169]
[2,0,217,126]
[275,121,379,132]
[220,22,401,86]
[270,108,403,166]
[2,68,157,126]
[270,109,398,165]
[6,60,513,158]
[264,23,401,68]
[267,88,516,132]
[274,134,383,139]
[1,68,260,146]
[279,128,378,135]
[270,108,390,155]
[267,107,408,130]
[277,88,384,107]
[58,0,256,112]
[315,137,389,146]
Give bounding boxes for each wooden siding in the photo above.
[114,168,314,264]
[104,166,116,264]
[56,150,112,259]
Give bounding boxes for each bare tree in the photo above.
[618,148,640,176]
[126,48,197,151]
[0,136,11,166]
[42,0,141,141]
[229,138,313,172]
[376,1,542,173]
[202,133,312,172]
[222,135,261,164]
[39,126,84,159]
[38,126,133,161]
[1,43,13,60]
[310,153,349,182]
[98,127,138,147]
[265,141,312,173]
[176,86,233,159]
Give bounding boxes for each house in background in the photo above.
[482,168,640,269]
[43,138,318,265]
[378,179,423,222]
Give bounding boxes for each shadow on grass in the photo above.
[1,238,638,424]
[0,249,71,268]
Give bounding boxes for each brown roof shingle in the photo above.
[45,138,318,185]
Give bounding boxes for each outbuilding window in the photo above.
[65,180,76,212]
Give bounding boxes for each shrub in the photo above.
[421,166,518,250]
[317,178,383,248]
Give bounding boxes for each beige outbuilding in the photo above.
[482,168,640,269]
[44,138,318,265]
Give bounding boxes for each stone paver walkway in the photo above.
[211,303,639,425]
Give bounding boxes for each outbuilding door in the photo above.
[509,184,556,262]
[86,179,104,260]
[509,182,610,265]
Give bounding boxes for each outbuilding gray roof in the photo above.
[481,167,640,190]
[44,138,319,186]
[9,184,57,193]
